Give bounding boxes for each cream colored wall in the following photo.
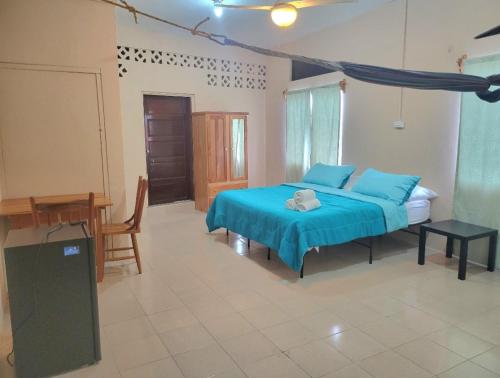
[0,0,126,219]
[116,21,268,213]
[265,0,500,263]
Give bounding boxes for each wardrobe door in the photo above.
[228,115,247,181]
[206,114,228,183]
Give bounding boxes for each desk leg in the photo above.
[418,229,427,265]
[488,233,497,272]
[96,208,104,283]
[446,236,454,258]
[458,239,468,280]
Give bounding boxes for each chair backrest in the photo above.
[30,193,95,234]
[130,178,148,232]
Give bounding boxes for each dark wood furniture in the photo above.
[102,177,148,275]
[419,220,497,280]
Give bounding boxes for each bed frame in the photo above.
[226,218,432,279]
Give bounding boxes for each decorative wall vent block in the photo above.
[233,61,243,74]
[193,56,205,69]
[257,64,266,77]
[220,59,231,73]
[246,63,256,76]
[234,76,244,88]
[117,46,131,61]
[165,52,178,66]
[221,75,231,88]
[150,50,163,64]
[207,73,218,87]
[118,63,128,78]
[178,54,191,67]
[134,48,148,63]
[117,45,267,89]
[206,57,217,71]
[246,77,255,89]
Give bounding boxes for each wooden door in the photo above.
[206,114,227,183]
[144,95,193,205]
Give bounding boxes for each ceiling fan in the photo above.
[475,24,500,39]
[213,0,355,28]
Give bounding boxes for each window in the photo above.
[453,53,500,268]
[285,85,342,181]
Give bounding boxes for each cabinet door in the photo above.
[206,115,227,183]
[228,115,247,181]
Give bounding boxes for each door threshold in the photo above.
[148,200,194,208]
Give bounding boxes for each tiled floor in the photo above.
[2,201,500,378]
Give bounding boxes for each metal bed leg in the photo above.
[226,228,229,237]
[247,238,250,249]
[300,263,304,279]
[267,248,271,260]
[369,237,373,264]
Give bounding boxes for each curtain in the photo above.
[453,54,500,268]
[286,90,310,181]
[311,85,341,165]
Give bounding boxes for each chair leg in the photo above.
[131,233,142,274]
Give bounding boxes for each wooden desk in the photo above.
[0,193,112,282]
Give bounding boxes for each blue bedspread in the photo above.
[206,184,408,272]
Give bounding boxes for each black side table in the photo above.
[419,220,498,280]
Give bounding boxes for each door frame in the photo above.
[141,91,196,206]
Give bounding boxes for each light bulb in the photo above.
[214,7,223,18]
[271,4,297,28]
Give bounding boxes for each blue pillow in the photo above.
[303,163,356,189]
[351,168,421,205]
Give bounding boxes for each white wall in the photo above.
[116,19,269,212]
[265,0,500,262]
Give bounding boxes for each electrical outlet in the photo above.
[393,120,405,129]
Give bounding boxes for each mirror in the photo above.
[231,118,246,179]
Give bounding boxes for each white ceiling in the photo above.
[116,0,393,47]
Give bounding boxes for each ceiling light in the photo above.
[271,3,297,28]
[214,6,223,17]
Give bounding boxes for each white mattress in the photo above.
[406,199,431,225]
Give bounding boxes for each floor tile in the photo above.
[103,316,155,346]
[240,303,292,329]
[220,330,280,367]
[225,290,270,311]
[159,323,215,355]
[260,320,317,351]
[439,361,500,378]
[359,350,432,378]
[389,307,449,335]
[202,312,254,341]
[321,364,373,378]
[243,354,308,378]
[111,335,169,371]
[148,307,198,333]
[120,357,183,378]
[297,310,352,338]
[395,338,465,375]
[357,317,420,348]
[472,346,500,375]
[326,328,387,361]
[173,344,238,378]
[286,339,351,377]
[427,326,494,358]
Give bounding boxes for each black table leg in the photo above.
[446,236,454,258]
[418,229,427,265]
[458,239,469,280]
[488,232,497,272]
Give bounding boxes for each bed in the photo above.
[206,182,429,277]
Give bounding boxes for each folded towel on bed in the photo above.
[293,189,316,204]
[296,198,321,212]
[285,198,297,210]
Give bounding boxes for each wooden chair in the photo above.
[30,193,95,235]
[102,178,148,274]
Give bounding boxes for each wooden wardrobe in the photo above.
[192,112,248,212]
